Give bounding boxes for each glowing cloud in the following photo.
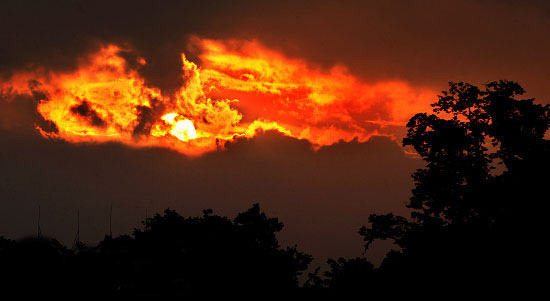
[0,38,436,155]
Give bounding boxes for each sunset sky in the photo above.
[1,0,549,264]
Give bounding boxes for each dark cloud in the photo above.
[70,100,106,127]
[0,98,421,264]
[133,98,166,136]
[132,102,163,137]
[0,92,58,135]
[1,0,549,100]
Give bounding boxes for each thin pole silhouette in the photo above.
[37,205,42,238]
[145,207,148,231]
[73,210,80,248]
[109,202,113,237]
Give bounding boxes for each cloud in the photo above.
[1,39,435,155]
[2,0,549,100]
[0,98,421,263]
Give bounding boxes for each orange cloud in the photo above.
[0,38,436,155]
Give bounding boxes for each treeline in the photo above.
[0,205,312,295]
[1,81,548,295]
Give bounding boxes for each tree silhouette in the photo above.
[0,204,312,296]
[354,80,550,287]
[0,236,78,296]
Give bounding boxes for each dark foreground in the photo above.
[1,81,547,295]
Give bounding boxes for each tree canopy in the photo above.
[0,204,312,296]
[355,81,550,287]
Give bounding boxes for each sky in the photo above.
[1,0,549,264]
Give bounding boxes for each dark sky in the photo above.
[0,94,420,262]
[1,0,549,263]
[2,0,550,97]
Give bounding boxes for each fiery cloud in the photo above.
[1,38,435,155]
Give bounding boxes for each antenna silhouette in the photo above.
[145,207,149,231]
[37,205,42,238]
[109,202,113,237]
[73,210,80,249]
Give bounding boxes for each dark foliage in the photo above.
[0,204,312,296]
[319,81,550,289]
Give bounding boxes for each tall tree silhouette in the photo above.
[355,81,550,287]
